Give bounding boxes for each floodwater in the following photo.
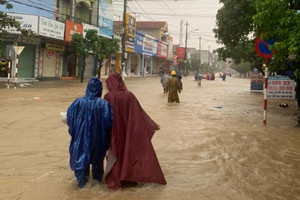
[0,75,299,200]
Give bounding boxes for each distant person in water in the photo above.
[160,73,170,94]
[222,72,226,81]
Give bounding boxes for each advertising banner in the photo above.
[157,41,168,58]
[143,34,157,56]
[250,74,264,92]
[65,20,83,42]
[267,76,295,99]
[126,13,136,37]
[176,47,185,59]
[125,36,134,52]
[39,16,65,40]
[134,31,144,54]
[83,23,99,37]
[167,36,173,60]
[6,13,38,34]
[98,0,113,39]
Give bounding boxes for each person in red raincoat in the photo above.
[104,72,167,190]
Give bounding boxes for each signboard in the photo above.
[13,46,25,55]
[255,36,276,58]
[143,35,157,55]
[134,31,144,54]
[6,13,38,34]
[176,47,185,59]
[125,36,134,52]
[83,23,99,37]
[250,74,264,92]
[267,76,295,99]
[157,41,168,58]
[98,0,113,39]
[65,20,83,42]
[46,43,65,51]
[39,16,65,40]
[167,36,173,60]
[173,55,178,65]
[126,13,136,37]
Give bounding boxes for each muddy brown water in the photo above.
[0,76,299,200]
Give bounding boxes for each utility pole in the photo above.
[184,22,188,76]
[199,36,201,73]
[208,45,210,66]
[122,0,127,78]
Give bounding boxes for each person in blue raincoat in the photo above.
[67,77,113,188]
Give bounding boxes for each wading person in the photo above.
[67,77,113,188]
[160,73,170,94]
[166,70,182,103]
[104,72,167,190]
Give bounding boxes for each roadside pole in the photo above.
[263,60,269,124]
[255,36,276,125]
[7,49,11,89]
[13,46,25,90]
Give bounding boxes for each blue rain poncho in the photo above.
[67,78,113,171]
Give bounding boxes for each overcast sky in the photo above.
[112,0,223,52]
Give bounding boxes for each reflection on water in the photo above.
[0,76,299,200]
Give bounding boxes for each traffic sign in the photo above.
[255,37,276,58]
[13,46,25,55]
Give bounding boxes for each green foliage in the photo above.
[69,29,120,81]
[214,0,258,67]
[231,62,251,74]
[214,0,300,72]
[253,0,300,62]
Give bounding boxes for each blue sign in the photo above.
[134,31,144,54]
[250,74,264,92]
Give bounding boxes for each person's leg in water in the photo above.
[74,165,90,188]
[92,161,104,182]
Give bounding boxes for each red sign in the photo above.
[176,47,186,58]
[65,20,83,42]
[157,41,168,58]
[46,50,55,59]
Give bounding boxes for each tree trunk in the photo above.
[97,58,103,79]
[80,57,86,83]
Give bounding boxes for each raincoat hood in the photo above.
[85,77,103,99]
[106,72,127,92]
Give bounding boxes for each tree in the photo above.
[253,0,300,65]
[231,61,251,76]
[69,29,120,82]
[95,37,119,78]
[214,0,300,73]
[213,0,257,64]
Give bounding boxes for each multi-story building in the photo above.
[113,20,171,76]
[0,0,113,81]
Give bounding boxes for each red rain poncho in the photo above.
[104,73,167,190]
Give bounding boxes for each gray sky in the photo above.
[112,0,223,52]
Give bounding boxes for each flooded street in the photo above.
[0,75,300,200]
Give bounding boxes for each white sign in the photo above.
[6,13,38,34]
[13,46,25,55]
[267,76,295,99]
[143,35,157,55]
[39,16,65,40]
[83,23,99,37]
